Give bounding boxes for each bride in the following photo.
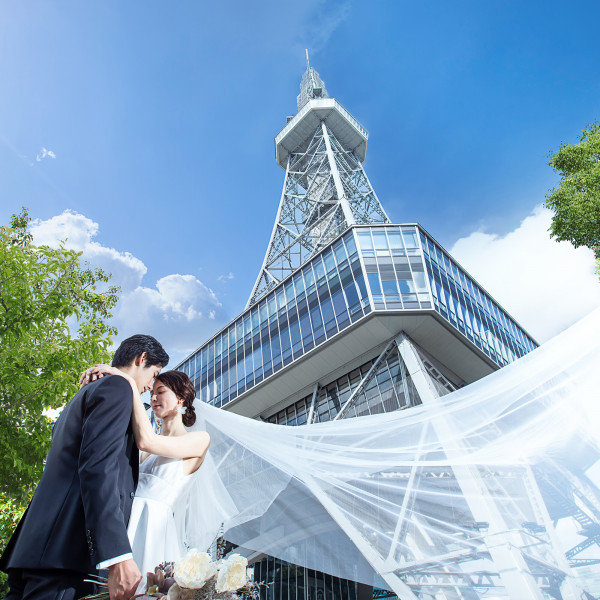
[80,365,213,591]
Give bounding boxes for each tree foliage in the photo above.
[546,121,600,271]
[0,208,120,505]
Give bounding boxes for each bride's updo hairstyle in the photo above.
[155,370,197,427]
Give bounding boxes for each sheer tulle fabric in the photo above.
[188,308,600,596]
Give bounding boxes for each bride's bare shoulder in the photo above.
[186,430,210,447]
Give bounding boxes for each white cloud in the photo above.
[36,147,56,161]
[30,210,226,363]
[450,205,600,342]
[114,274,223,358]
[31,211,147,292]
[32,210,98,248]
[218,272,234,282]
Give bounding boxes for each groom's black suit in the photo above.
[0,375,139,599]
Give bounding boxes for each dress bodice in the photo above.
[135,454,196,510]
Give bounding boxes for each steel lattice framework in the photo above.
[247,120,389,307]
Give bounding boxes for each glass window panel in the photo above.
[413,270,428,292]
[323,249,336,273]
[317,278,330,301]
[343,280,360,311]
[293,273,305,295]
[382,279,399,296]
[378,260,395,281]
[394,258,411,279]
[278,312,289,332]
[357,231,373,250]
[387,231,404,250]
[275,289,285,311]
[321,297,336,332]
[258,303,267,324]
[261,337,271,362]
[339,263,353,286]
[221,334,228,356]
[236,356,245,383]
[296,410,307,426]
[333,241,347,264]
[280,326,292,358]
[289,319,301,347]
[328,272,341,294]
[284,281,295,305]
[355,273,369,302]
[373,231,388,250]
[299,313,312,344]
[270,333,281,363]
[310,305,324,333]
[331,290,347,317]
[402,230,418,248]
[303,265,315,288]
[345,233,358,256]
[367,272,382,295]
[313,256,326,280]
[228,361,236,388]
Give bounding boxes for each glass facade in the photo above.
[251,556,359,600]
[178,232,371,407]
[355,225,537,366]
[419,229,538,365]
[177,224,536,408]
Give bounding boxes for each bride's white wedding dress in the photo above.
[128,454,200,589]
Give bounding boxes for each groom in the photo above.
[0,334,169,600]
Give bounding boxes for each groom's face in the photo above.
[129,358,162,393]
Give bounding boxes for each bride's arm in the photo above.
[79,365,210,460]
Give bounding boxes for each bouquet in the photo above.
[81,549,261,600]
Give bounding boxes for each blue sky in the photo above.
[2,1,600,365]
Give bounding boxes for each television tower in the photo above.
[248,51,389,307]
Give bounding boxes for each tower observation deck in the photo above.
[176,56,598,600]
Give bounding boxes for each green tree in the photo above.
[0,208,120,505]
[546,121,600,274]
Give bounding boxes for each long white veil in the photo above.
[186,308,600,596]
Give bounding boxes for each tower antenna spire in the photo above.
[305,48,310,70]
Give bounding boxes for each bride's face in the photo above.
[150,381,180,420]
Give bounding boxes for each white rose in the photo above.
[215,554,248,593]
[174,549,218,589]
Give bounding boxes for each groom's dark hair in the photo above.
[111,334,170,369]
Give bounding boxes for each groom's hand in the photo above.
[108,558,142,600]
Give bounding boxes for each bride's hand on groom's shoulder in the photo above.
[79,364,122,388]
